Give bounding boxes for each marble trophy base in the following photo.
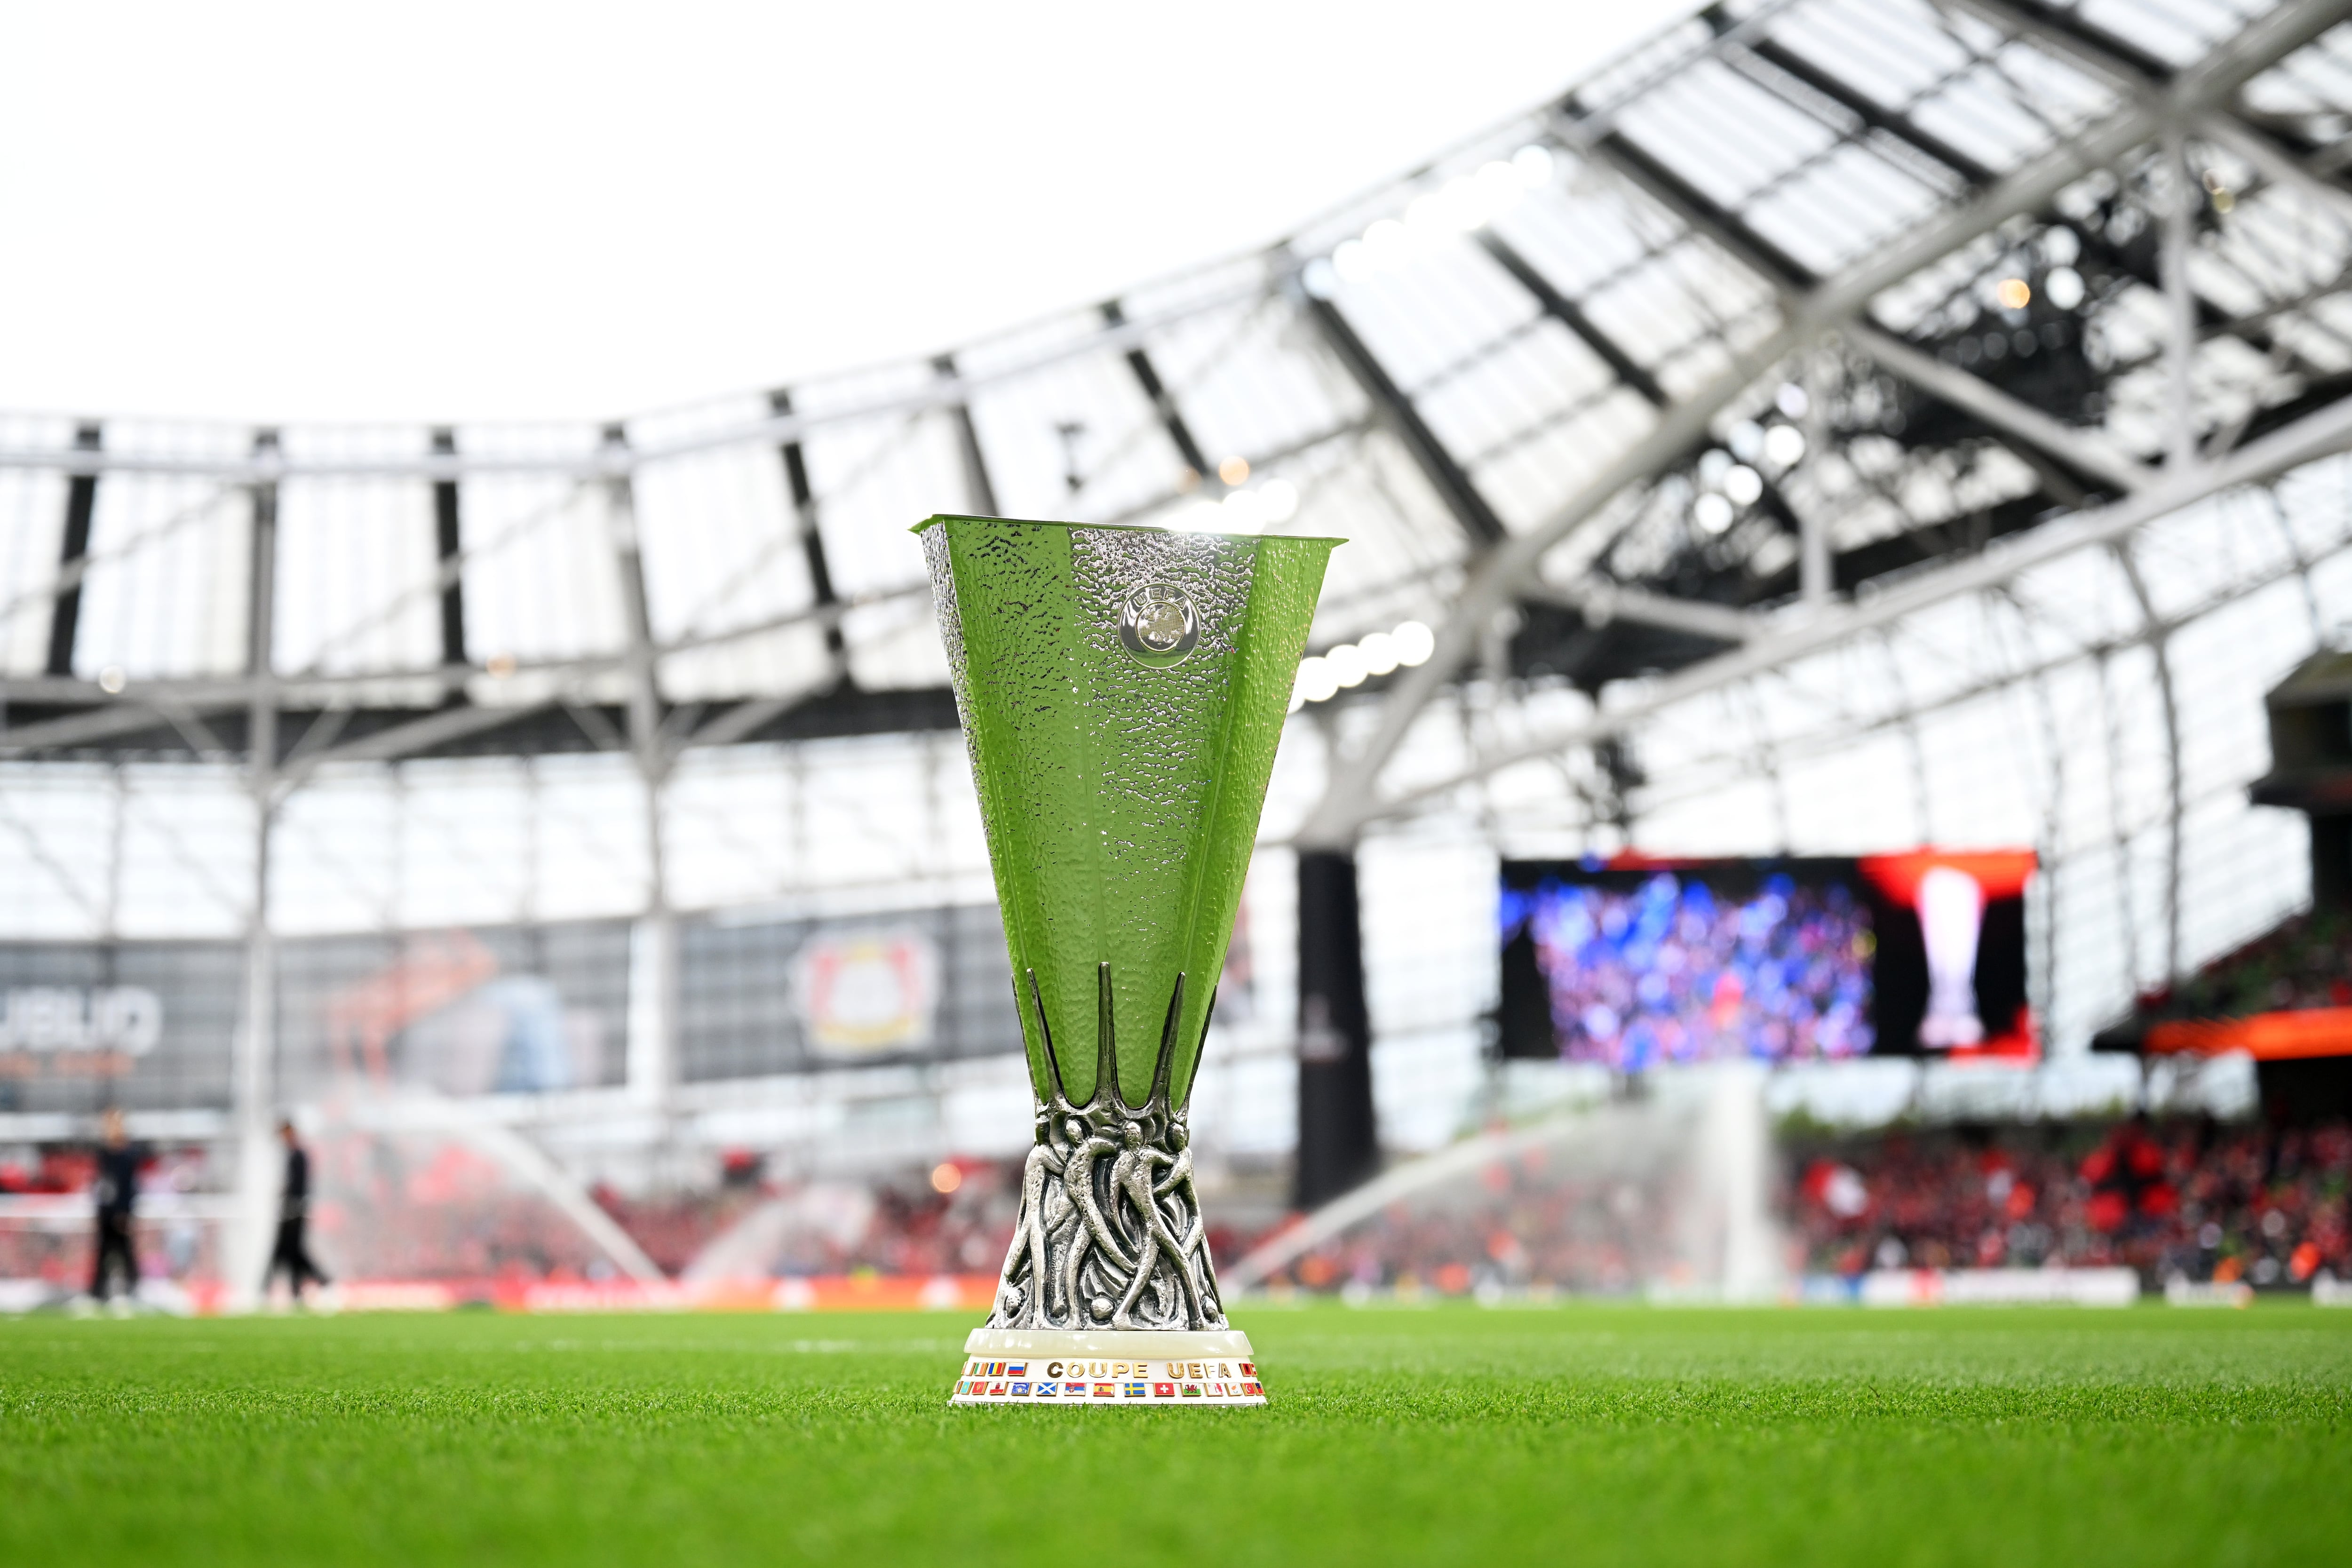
[951,1327,1264,1407]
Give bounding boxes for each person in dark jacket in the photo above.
[88,1107,145,1308]
[261,1117,330,1305]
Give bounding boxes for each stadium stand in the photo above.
[8,0,2352,1308]
[1789,1116,2352,1287]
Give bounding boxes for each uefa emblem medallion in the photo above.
[916,513,1339,1409]
[1118,582,1200,667]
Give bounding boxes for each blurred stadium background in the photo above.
[5,0,2352,1315]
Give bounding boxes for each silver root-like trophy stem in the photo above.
[992,967,1224,1333]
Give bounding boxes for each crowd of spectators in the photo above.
[1510,872,1875,1068]
[2140,909,2352,1020]
[590,1152,771,1275]
[1789,1115,2352,1286]
[849,1169,1020,1277]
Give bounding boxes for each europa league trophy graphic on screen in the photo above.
[917,513,1336,1407]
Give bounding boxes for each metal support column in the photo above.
[603,425,678,1117]
[1582,127,1816,294]
[43,423,101,677]
[1295,850,1379,1210]
[1994,588,2070,1046]
[1301,294,1510,549]
[1799,354,1835,606]
[769,389,847,669]
[933,354,1001,517]
[1475,233,1667,406]
[2114,541,2184,981]
[2092,649,2148,995]
[2161,128,2203,470]
[429,428,469,673]
[1707,6,1996,189]
[1879,631,1936,847]
[1103,300,1214,485]
[230,429,282,1308]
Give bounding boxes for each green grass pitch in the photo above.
[4,1305,2347,1565]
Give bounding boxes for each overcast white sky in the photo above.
[0,2,1694,425]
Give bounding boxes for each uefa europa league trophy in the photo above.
[918,513,1336,1407]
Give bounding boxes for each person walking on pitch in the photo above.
[87,1108,145,1313]
[262,1118,330,1305]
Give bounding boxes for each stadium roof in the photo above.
[0,0,2338,779]
[3,0,2352,1003]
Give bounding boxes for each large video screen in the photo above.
[1498,852,2035,1067]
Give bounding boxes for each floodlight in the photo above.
[1476,160,1520,202]
[1259,478,1300,523]
[1391,621,1436,667]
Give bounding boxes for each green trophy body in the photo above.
[918,514,1335,1407]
